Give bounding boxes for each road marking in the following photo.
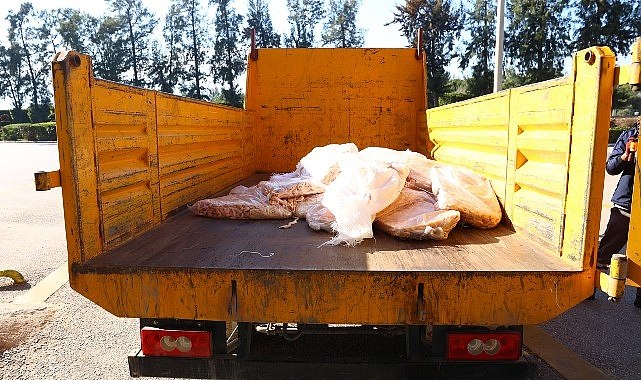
[11,262,68,307]
[524,325,612,380]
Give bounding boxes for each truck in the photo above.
[34,38,641,379]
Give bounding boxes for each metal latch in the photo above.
[34,170,61,191]
[614,37,641,90]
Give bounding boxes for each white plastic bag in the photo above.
[321,157,410,246]
[298,143,358,184]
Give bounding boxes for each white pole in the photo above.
[494,0,505,92]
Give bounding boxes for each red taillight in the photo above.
[447,331,521,361]
[141,327,212,358]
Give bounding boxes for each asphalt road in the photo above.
[0,142,639,380]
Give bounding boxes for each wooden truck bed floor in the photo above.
[84,175,576,273]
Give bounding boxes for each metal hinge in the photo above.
[34,170,61,191]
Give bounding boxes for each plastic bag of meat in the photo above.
[261,172,326,212]
[322,157,410,246]
[358,147,440,192]
[294,193,324,218]
[430,165,502,229]
[375,188,460,240]
[305,203,335,232]
[189,184,292,219]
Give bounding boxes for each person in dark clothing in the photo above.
[596,116,640,308]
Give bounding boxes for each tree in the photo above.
[391,0,465,108]
[88,16,130,82]
[285,0,324,48]
[149,4,188,93]
[179,0,211,100]
[0,44,28,114]
[6,3,52,122]
[56,8,95,52]
[245,0,281,48]
[321,0,364,47]
[106,0,158,87]
[210,0,246,107]
[571,0,639,56]
[505,0,571,84]
[460,0,495,97]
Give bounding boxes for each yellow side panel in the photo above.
[428,91,510,203]
[52,52,252,262]
[92,80,161,249]
[628,164,641,287]
[507,77,573,255]
[246,48,428,172]
[155,93,246,216]
[427,47,615,268]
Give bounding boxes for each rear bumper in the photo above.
[128,350,532,380]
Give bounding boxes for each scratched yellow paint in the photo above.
[51,46,623,326]
[245,48,428,173]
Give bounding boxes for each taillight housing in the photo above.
[447,331,521,361]
[141,326,213,358]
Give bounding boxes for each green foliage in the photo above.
[505,0,571,85]
[613,86,641,116]
[107,0,158,87]
[322,0,364,48]
[391,0,465,108]
[177,0,212,100]
[6,3,52,110]
[210,0,246,108]
[460,0,495,97]
[285,0,325,48]
[1,122,56,141]
[89,16,129,82]
[10,109,29,123]
[571,0,640,56]
[245,0,281,48]
[28,103,53,123]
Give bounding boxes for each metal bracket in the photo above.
[613,37,641,90]
[34,170,61,191]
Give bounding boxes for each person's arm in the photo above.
[606,129,635,175]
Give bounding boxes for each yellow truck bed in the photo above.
[50,46,617,328]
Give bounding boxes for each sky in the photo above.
[0,0,411,109]
[0,0,408,48]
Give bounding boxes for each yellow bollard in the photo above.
[607,254,628,302]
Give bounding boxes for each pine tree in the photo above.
[505,0,571,84]
[210,0,246,107]
[106,0,158,87]
[6,3,51,121]
[56,9,95,52]
[572,0,638,56]
[149,4,188,93]
[245,0,281,48]
[460,0,495,97]
[0,44,28,114]
[285,0,325,48]
[391,0,465,108]
[180,0,211,100]
[88,16,130,83]
[322,0,364,47]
